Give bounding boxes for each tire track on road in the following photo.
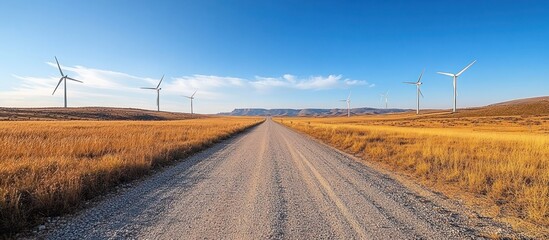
[41,118,519,239]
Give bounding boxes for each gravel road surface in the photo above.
[43,118,516,239]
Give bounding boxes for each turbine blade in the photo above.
[52,77,64,95]
[141,87,156,90]
[419,88,424,98]
[437,72,455,77]
[456,60,476,76]
[417,69,424,83]
[66,77,83,83]
[55,56,64,76]
[403,82,416,84]
[191,90,197,97]
[347,91,351,100]
[156,75,164,89]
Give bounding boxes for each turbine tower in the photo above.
[141,75,164,111]
[380,91,389,109]
[185,90,197,114]
[403,70,424,114]
[437,60,476,113]
[52,57,83,108]
[340,91,351,117]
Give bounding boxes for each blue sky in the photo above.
[1,0,548,113]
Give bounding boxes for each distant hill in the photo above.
[219,96,549,117]
[3,96,545,121]
[490,96,549,106]
[446,96,549,117]
[0,107,202,121]
[219,107,408,117]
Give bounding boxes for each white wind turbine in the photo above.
[340,91,351,117]
[437,60,476,113]
[184,90,197,114]
[403,70,424,114]
[52,56,83,108]
[380,91,389,109]
[141,75,164,111]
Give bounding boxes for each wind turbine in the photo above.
[403,70,424,114]
[141,75,164,111]
[184,90,197,114]
[52,56,83,108]
[340,91,351,117]
[380,91,389,109]
[437,60,476,113]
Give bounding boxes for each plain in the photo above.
[275,102,549,235]
[0,117,263,234]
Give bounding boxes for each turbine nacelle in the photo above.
[184,90,197,99]
[437,60,476,78]
[140,76,164,91]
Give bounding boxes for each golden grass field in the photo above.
[275,112,549,231]
[0,117,263,234]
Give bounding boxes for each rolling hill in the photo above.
[221,96,549,117]
[219,107,408,117]
[440,96,549,118]
[1,96,546,120]
[0,107,201,121]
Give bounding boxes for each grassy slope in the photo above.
[0,117,263,235]
[438,97,549,118]
[275,98,549,237]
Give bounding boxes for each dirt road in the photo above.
[44,118,514,239]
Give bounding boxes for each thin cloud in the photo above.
[169,75,245,90]
[344,79,375,87]
[2,63,166,108]
[9,69,374,101]
[166,75,247,99]
[251,74,372,90]
[251,76,293,90]
[10,75,57,97]
[159,74,373,99]
[4,63,376,112]
[46,62,152,90]
[295,75,341,90]
[283,74,296,83]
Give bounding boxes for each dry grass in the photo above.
[275,114,549,230]
[0,117,263,234]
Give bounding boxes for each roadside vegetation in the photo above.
[0,117,263,234]
[275,113,549,230]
